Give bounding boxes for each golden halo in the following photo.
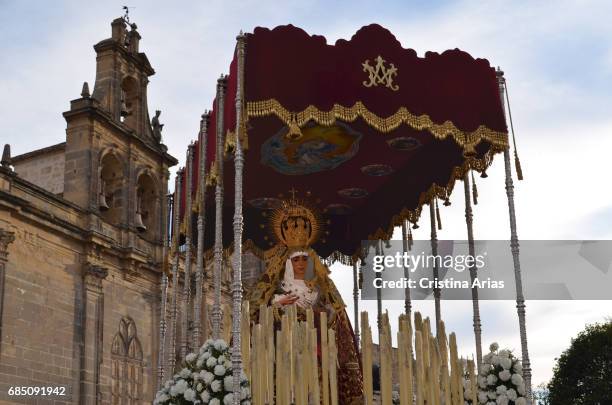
[269,191,323,249]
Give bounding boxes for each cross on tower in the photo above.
[289,187,298,200]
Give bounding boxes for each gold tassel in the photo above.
[286,115,303,141]
[471,170,478,205]
[514,150,524,180]
[435,198,442,230]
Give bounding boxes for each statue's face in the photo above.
[291,255,308,279]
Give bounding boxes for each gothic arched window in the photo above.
[111,316,143,404]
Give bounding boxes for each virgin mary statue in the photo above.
[247,196,363,404]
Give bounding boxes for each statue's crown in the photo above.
[270,195,320,249]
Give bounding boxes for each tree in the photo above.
[547,321,612,404]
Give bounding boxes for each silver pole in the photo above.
[193,113,209,348]
[181,145,194,359]
[464,172,483,367]
[497,68,532,402]
[212,76,227,339]
[352,261,360,348]
[169,173,182,373]
[429,200,441,334]
[231,32,246,405]
[157,193,172,388]
[401,220,412,317]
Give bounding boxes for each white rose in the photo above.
[498,370,511,381]
[214,364,226,376]
[214,339,228,351]
[506,388,517,401]
[202,351,211,360]
[495,394,508,405]
[498,349,510,358]
[513,362,523,374]
[478,376,487,389]
[197,357,205,368]
[517,383,526,396]
[487,402,496,405]
[200,370,214,384]
[210,398,221,405]
[500,357,512,370]
[207,357,218,368]
[170,379,189,396]
[487,390,497,399]
[515,398,526,405]
[225,360,232,369]
[487,374,498,385]
[218,355,226,364]
[511,373,524,386]
[491,355,500,366]
[186,353,197,363]
[184,388,197,402]
[200,390,210,403]
[225,375,234,390]
[154,393,169,404]
[223,393,234,405]
[211,380,222,392]
[478,391,489,404]
[489,342,499,352]
[180,368,191,378]
[496,385,507,395]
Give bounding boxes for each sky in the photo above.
[1,0,612,387]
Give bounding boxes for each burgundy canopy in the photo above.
[180,24,508,261]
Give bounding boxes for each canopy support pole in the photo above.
[429,200,442,335]
[401,221,412,317]
[352,260,360,348]
[169,173,182,373]
[231,32,246,405]
[212,76,227,339]
[464,172,483,368]
[193,113,209,348]
[497,68,532,402]
[157,193,171,388]
[181,144,194,359]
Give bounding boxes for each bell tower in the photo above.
[62,16,177,243]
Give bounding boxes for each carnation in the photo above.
[511,373,524,386]
[506,388,517,401]
[214,364,227,376]
[206,356,218,368]
[487,374,498,385]
[223,393,234,404]
[499,357,512,370]
[211,380,222,392]
[498,370,511,382]
[184,388,196,402]
[495,394,509,405]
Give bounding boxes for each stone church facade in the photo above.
[0,17,263,404]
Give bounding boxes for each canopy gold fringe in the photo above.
[247,99,509,151]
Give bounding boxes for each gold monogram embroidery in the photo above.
[362,55,399,91]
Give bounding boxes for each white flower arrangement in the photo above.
[154,338,251,405]
[476,342,526,405]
